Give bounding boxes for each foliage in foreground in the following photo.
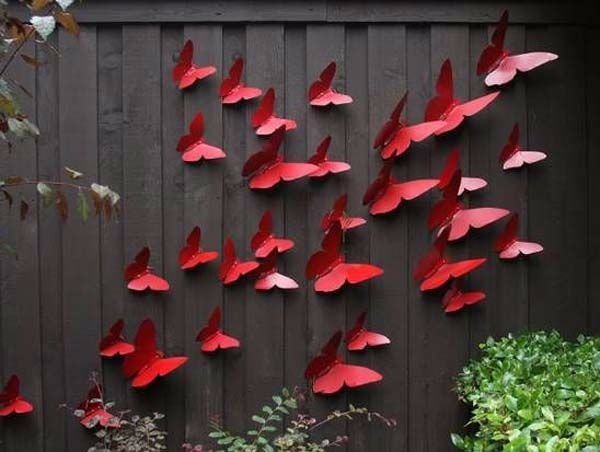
[453,331,600,451]
[187,387,396,452]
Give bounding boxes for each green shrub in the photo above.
[453,331,600,451]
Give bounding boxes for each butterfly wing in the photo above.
[181,142,226,162]
[308,62,336,101]
[373,93,406,149]
[370,179,439,215]
[255,271,299,291]
[485,52,558,86]
[477,10,508,76]
[172,40,193,85]
[310,89,353,107]
[131,357,188,388]
[251,88,275,128]
[219,57,243,97]
[123,319,157,379]
[279,162,320,182]
[202,331,240,352]
[313,363,382,394]
[420,258,487,291]
[179,65,216,90]
[446,207,510,241]
[224,260,260,285]
[127,272,170,292]
[443,289,486,313]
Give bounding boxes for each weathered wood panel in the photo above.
[0,4,596,451]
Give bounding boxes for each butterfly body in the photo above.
[99,319,135,357]
[179,226,219,270]
[495,213,543,259]
[218,239,259,285]
[305,332,382,395]
[177,112,225,163]
[308,62,353,107]
[124,247,170,292]
[500,123,547,170]
[307,136,351,178]
[0,375,33,416]
[321,194,366,232]
[442,281,486,313]
[172,40,217,90]
[254,251,299,291]
[251,88,297,136]
[220,58,262,104]
[251,211,295,258]
[196,307,240,352]
[345,312,390,351]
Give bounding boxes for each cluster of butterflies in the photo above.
[0,10,558,415]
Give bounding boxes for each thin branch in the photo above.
[0,27,35,78]
[4,179,91,191]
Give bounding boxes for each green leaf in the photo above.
[450,433,465,449]
[272,396,282,405]
[77,190,89,222]
[208,431,225,438]
[252,415,266,425]
[8,117,39,138]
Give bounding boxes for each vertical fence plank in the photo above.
[305,23,348,432]
[221,24,247,434]
[160,25,186,450]
[0,38,42,452]
[36,32,66,452]
[181,24,224,444]
[527,26,587,338]
[58,26,101,451]
[244,23,286,421]
[405,25,434,452]
[121,24,166,415]
[468,25,529,348]
[283,25,309,393]
[97,25,128,417]
[366,24,409,452]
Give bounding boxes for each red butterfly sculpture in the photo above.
[308,62,353,107]
[254,250,299,291]
[345,312,390,351]
[441,280,486,314]
[242,126,318,189]
[413,229,486,292]
[373,92,445,159]
[251,88,297,136]
[478,10,558,87]
[495,213,543,259]
[321,193,366,232]
[305,331,382,395]
[251,210,295,258]
[362,162,438,216]
[124,247,170,292]
[219,57,262,104]
[0,375,33,416]
[306,223,383,293]
[99,319,135,358]
[77,384,119,429]
[428,169,509,241]
[438,148,487,195]
[425,59,500,135]
[218,238,259,285]
[307,136,351,178]
[500,123,547,170]
[196,307,240,353]
[123,319,188,388]
[176,112,226,163]
[172,40,217,90]
[179,226,219,270]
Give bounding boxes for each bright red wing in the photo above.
[362,162,393,206]
[495,213,518,253]
[312,363,383,395]
[123,319,157,379]
[452,91,500,119]
[220,58,263,104]
[438,149,460,189]
[255,117,297,136]
[345,312,390,351]
[251,211,294,257]
[420,258,487,291]
[99,319,135,357]
[254,238,295,258]
[181,143,226,163]
[369,179,439,215]
[219,57,243,96]
[310,90,353,107]
[477,10,508,76]
[179,227,219,270]
[251,88,275,128]
[444,207,510,241]
[131,357,188,388]
[413,229,449,282]
[127,273,170,292]
[249,162,318,189]
[373,93,406,149]
[308,62,336,100]
[172,40,216,89]
[436,59,454,98]
[442,282,486,313]
[201,332,240,352]
[380,121,445,159]
[242,127,283,177]
[314,262,383,293]
[124,247,150,282]
[305,331,341,380]
[0,376,33,417]
[310,161,351,178]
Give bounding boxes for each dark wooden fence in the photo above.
[1,1,598,450]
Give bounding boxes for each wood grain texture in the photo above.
[0,5,596,451]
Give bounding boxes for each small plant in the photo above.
[452,331,600,450]
[183,388,396,452]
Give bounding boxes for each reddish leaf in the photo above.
[1,189,13,207]
[55,190,68,222]
[55,12,80,36]
[4,176,24,186]
[20,200,29,221]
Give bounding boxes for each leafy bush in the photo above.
[183,388,396,452]
[453,331,600,451]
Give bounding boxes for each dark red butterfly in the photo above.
[477,10,558,87]
[250,210,295,258]
[345,312,390,351]
[307,136,351,178]
[428,169,509,241]
[425,59,500,135]
[306,223,383,293]
[413,228,486,292]
[77,383,119,429]
[254,249,299,291]
[0,375,33,416]
[441,280,486,314]
[219,57,262,104]
[124,247,170,292]
[305,331,383,395]
[218,238,259,285]
[242,126,318,189]
[172,40,217,90]
[495,213,543,259]
[320,193,366,232]
[251,88,297,136]
[179,226,219,270]
[176,112,226,163]
[438,148,487,195]
[196,307,240,353]
[99,319,135,358]
[362,162,439,216]
[308,62,353,107]
[500,123,547,170]
[373,92,445,159]
[123,319,188,388]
